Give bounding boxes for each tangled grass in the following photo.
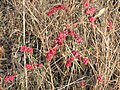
[0,0,119,90]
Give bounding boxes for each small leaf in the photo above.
[88,47,92,52]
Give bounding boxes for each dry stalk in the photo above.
[23,0,28,90]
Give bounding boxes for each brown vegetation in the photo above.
[0,0,119,90]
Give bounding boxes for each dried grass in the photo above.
[0,0,119,90]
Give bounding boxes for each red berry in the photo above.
[27,47,33,53]
[80,81,85,86]
[107,20,113,30]
[76,37,83,43]
[20,45,27,52]
[46,52,53,61]
[89,16,96,23]
[9,76,14,81]
[38,63,43,68]
[82,0,90,6]
[85,7,96,14]
[25,64,33,70]
[4,76,10,82]
[73,23,77,27]
[58,32,66,39]
[69,30,75,37]
[97,76,102,82]
[73,34,79,38]
[72,50,79,57]
[66,60,72,67]
[63,29,68,35]
[32,64,37,68]
[47,10,55,16]
[70,55,75,61]
[82,57,88,65]
[77,54,81,60]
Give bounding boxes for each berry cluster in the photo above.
[85,7,96,14]
[20,45,33,53]
[46,28,83,62]
[83,3,96,23]
[4,74,16,82]
[82,0,90,6]
[46,44,59,61]
[66,50,89,67]
[45,1,105,86]
[25,63,43,70]
[83,0,113,30]
[107,20,113,30]
[47,4,65,16]
[97,75,102,82]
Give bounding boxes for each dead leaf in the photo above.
[95,7,108,18]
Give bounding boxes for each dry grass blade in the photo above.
[0,47,4,58]
[0,0,119,90]
[95,7,108,18]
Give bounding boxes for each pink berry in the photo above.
[82,0,90,6]
[89,16,96,23]
[4,76,10,82]
[27,47,33,53]
[82,57,88,65]
[69,30,75,37]
[85,7,96,14]
[13,74,17,77]
[20,45,27,52]
[66,60,72,67]
[107,20,113,30]
[72,50,79,57]
[4,76,14,82]
[49,48,56,55]
[38,63,43,68]
[77,54,81,60]
[97,76,102,82]
[25,64,33,70]
[65,24,70,29]
[46,52,53,61]
[32,64,37,68]
[60,5,65,10]
[73,23,77,27]
[63,29,68,35]
[73,34,79,38]
[76,37,83,43]
[9,76,14,81]
[70,55,75,61]
[47,4,65,16]
[80,81,85,86]
[47,10,55,16]
[55,37,63,45]
[58,32,66,39]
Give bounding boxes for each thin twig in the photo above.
[58,76,86,90]
[23,0,28,89]
[49,63,55,90]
